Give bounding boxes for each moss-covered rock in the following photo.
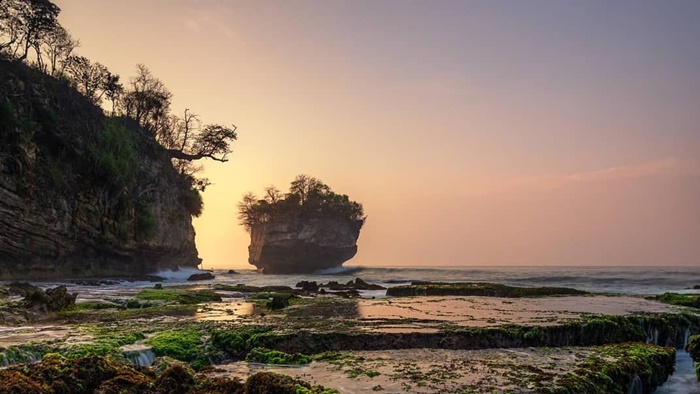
[246,347,311,365]
[386,282,587,297]
[650,293,700,309]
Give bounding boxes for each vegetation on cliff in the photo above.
[0,0,237,276]
[238,174,365,232]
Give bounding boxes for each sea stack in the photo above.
[239,175,365,274]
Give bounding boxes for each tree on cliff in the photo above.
[119,65,238,167]
[238,175,366,232]
[62,55,117,105]
[0,0,58,59]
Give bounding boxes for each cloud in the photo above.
[181,6,237,40]
[472,157,700,196]
[564,158,700,182]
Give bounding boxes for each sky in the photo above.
[54,0,700,268]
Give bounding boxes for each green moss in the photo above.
[689,334,700,361]
[210,327,276,360]
[651,293,700,309]
[62,331,144,359]
[135,288,221,305]
[549,343,675,394]
[246,347,311,365]
[146,329,208,369]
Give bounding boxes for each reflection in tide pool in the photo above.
[195,300,256,321]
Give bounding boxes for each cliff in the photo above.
[0,57,200,279]
[248,214,361,274]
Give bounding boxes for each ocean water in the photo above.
[19,265,697,301]
[165,265,700,295]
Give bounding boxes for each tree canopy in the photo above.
[238,175,366,232]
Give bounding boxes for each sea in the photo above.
[23,265,700,302]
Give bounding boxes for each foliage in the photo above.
[89,118,137,189]
[239,174,366,232]
[182,185,203,217]
[0,0,60,62]
[135,201,157,241]
[246,347,311,365]
[0,98,18,137]
[62,55,118,106]
[2,1,237,222]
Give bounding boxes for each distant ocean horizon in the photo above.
[156,265,700,296]
[16,265,700,299]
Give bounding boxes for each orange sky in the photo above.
[54,1,700,268]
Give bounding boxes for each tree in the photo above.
[40,24,78,76]
[0,0,26,56]
[264,186,282,204]
[103,73,123,115]
[62,55,115,105]
[238,176,366,232]
[289,174,329,205]
[119,64,172,136]
[0,0,60,61]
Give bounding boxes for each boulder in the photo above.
[186,272,214,281]
[24,285,76,313]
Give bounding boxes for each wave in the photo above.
[153,267,211,281]
[313,266,365,275]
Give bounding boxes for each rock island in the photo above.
[238,175,365,274]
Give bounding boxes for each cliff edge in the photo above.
[0,57,201,279]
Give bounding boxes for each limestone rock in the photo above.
[248,214,361,274]
[0,56,200,279]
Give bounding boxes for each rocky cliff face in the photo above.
[0,57,200,280]
[248,214,361,274]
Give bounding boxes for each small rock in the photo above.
[187,272,215,281]
[296,280,319,292]
[24,285,76,313]
[227,270,238,274]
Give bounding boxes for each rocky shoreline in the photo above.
[1,279,699,393]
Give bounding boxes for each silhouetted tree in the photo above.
[103,73,123,115]
[120,64,172,136]
[62,55,115,105]
[238,176,366,232]
[0,0,60,61]
[40,24,78,76]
